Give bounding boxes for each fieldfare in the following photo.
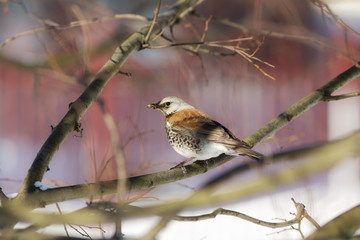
[147,96,263,167]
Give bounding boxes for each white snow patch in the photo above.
[34,181,50,191]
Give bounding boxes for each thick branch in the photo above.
[306,204,360,240]
[245,62,360,147]
[23,129,360,214]
[2,131,360,239]
[20,62,360,207]
[15,0,204,201]
[110,130,360,219]
[0,198,308,236]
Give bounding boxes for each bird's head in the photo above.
[147,96,194,116]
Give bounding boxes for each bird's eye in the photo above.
[164,102,171,107]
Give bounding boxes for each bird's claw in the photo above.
[170,162,187,175]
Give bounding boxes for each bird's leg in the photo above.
[170,157,195,173]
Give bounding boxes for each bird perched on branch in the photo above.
[147,96,263,168]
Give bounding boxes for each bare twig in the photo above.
[68,224,92,238]
[140,216,173,240]
[145,37,275,80]
[310,0,360,38]
[145,37,253,49]
[303,210,321,230]
[191,13,359,62]
[144,0,206,46]
[97,99,127,200]
[160,34,237,57]
[144,0,162,43]
[175,198,308,229]
[56,203,70,237]
[306,204,360,240]
[323,92,360,101]
[208,42,275,80]
[128,118,146,170]
[267,226,304,239]
[122,130,154,149]
[195,53,210,84]
[174,198,313,239]
[0,14,148,50]
[195,15,212,51]
[72,4,91,70]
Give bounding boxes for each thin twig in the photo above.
[97,99,127,201]
[0,14,148,50]
[195,15,212,51]
[128,118,146,169]
[183,17,202,39]
[298,222,305,239]
[196,53,210,84]
[306,204,360,240]
[303,210,321,229]
[146,41,205,49]
[175,198,307,229]
[160,34,237,56]
[191,13,359,62]
[146,37,253,49]
[144,0,162,43]
[55,203,69,237]
[68,224,92,238]
[311,0,360,38]
[146,37,275,80]
[323,92,360,101]
[140,216,173,240]
[72,5,91,70]
[181,14,212,83]
[208,42,275,80]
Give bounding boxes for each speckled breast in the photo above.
[165,126,201,157]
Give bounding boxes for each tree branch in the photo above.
[306,204,360,240]
[144,0,162,43]
[3,131,360,238]
[108,130,360,219]
[14,0,205,201]
[245,62,360,147]
[17,62,360,208]
[0,14,148,50]
[191,12,358,62]
[174,198,308,229]
[323,92,360,101]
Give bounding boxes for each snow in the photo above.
[34,181,50,191]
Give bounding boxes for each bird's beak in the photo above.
[147,102,160,109]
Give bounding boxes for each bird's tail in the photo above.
[237,148,264,163]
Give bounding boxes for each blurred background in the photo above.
[0,0,359,239]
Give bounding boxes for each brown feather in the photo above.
[167,109,263,160]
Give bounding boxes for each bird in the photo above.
[147,96,263,168]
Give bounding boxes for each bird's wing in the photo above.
[172,116,248,148]
[172,116,263,160]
